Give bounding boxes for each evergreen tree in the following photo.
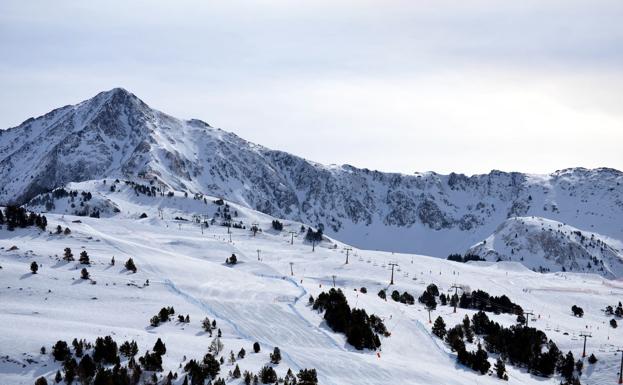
[80,268,90,280]
[238,347,246,359]
[72,338,84,358]
[463,315,474,343]
[233,364,241,379]
[55,370,62,383]
[588,353,598,364]
[259,366,277,384]
[270,347,282,364]
[209,337,223,355]
[571,305,584,317]
[93,368,114,385]
[202,317,212,332]
[125,258,137,273]
[153,338,167,356]
[297,368,318,385]
[78,355,96,383]
[426,283,439,296]
[202,353,221,378]
[79,251,90,265]
[445,325,464,352]
[30,261,38,274]
[558,351,575,382]
[63,248,74,262]
[52,340,70,361]
[432,316,447,338]
[150,315,160,327]
[93,336,118,364]
[243,371,252,385]
[377,289,386,300]
[139,350,163,372]
[472,344,490,374]
[226,254,238,265]
[516,314,526,325]
[284,368,296,385]
[158,307,170,322]
[391,290,400,302]
[120,340,139,357]
[253,342,261,353]
[34,377,48,385]
[494,358,507,380]
[64,358,77,384]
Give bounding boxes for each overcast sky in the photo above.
[1,0,621,175]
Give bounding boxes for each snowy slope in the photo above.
[466,217,623,278]
[1,194,622,385]
[1,88,622,258]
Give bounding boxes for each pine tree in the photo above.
[463,315,474,343]
[78,354,96,383]
[243,371,252,385]
[202,317,212,332]
[559,351,575,381]
[80,268,90,280]
[202,353,221,378]
[158,307,170,322]
[153,338,166,356]
[209,337,223,355]
[494,358,507,380]
[432,316,446,338]
[253,342,260,353]
[588,353,598,364]
[79,251,90,265]
[52,340,70,361]
[233,364,241,379]
[297,368,318,385]
[238,347,246,359]
[150,315,160,327]
[30,261,38,274]
[63,247,74,262]
[259,366,277,384]
[64,358,77,384]
[378,289,386,300]
[270,347,282,364]
[34,377,48,385]
[125,258,137,273]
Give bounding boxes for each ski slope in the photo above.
[2,192,623,385]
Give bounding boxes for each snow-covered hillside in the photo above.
[2,193,623,385]
[466,217,623,278]
[1,88,622,259]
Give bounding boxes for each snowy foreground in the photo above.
[1,193,623,385]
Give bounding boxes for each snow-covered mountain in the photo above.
[1,88,622,259]
[2,189,622,385]
[466,217,623,278]
[2,89,623,384]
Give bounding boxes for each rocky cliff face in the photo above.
[466,217,623,278]
[2,88,622,258]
